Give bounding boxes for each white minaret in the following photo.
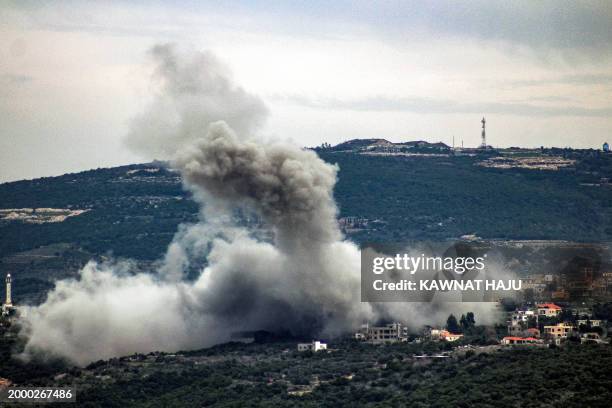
[5,274,12,306]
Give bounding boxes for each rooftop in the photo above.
[537,303,561,310]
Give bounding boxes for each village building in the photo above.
[501,336,540,346]
[440,331,463,342]
[297,340,327,352]
[577,319,603,327]
[507,309,538,336]
[537,303,562,317]
[507,325,540,338]
[511,309,537,323]
[544,323,574,339]
[429,328,463,342]
[580,333,605,344]
[355,323,409,344]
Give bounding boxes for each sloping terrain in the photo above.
[1,151,612,304]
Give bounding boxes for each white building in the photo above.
[501,336,541,346]
[577,319,603,327]
[510,310,536,324]
[581,333,605,344]
[429,328,463,342]
[1,274,13,316]
[297,340,327,352]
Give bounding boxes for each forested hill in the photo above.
[1,151,612,259]
[1,149,612,302]
[322,152,612,243]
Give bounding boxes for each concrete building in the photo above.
[544,323,574,339]
[297,340,327,352]
[580,333,605,344]
[355,323,409,344]
[537,303,562,317]
[577,319,603,327]
[507,309,538,336]
[510,310,537,324]
[507,324,523,336]
[508,325,540,338]
[440,331,463,342]
[501,336,540,346]
[525,328,540,338]
[429,328,463,342]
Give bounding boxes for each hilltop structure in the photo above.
[480,117,487,149]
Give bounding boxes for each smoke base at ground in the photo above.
[19,44,498,366]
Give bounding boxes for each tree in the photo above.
[466,312,476,327]
[447,314,460,333]
[527,315,538,329]
[460,312,476,333]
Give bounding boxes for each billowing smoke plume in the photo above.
[124,43,268,159]
[173,121,341,248]
[22,120,373,365]
[20,44,497,366]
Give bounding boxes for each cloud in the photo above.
[0,73,33,84]
[7,1,612,58]
[0,74,33,96]
[278,94,612,118]
[511,74,612,87]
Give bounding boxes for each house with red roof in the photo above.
[537,303,562,317]
[501,336,541,346]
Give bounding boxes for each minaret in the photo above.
[480,117,487,148]
[5,274,12,307]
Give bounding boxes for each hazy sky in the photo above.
[1,1,612,182]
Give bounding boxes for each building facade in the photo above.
[501,336,540,346]
[544,323,574,339]
[537,303,562,317]
[355,323,409,344]
[297,340,327,352]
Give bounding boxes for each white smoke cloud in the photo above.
[124,43,269,159]
[20,44,497,366]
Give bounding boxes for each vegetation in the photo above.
[1,150,612,406]
[323,152,612,242]
[2,335,610,407]
[2,151,612,265]
[1,152,612,304]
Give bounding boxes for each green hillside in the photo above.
[324,152,612,242]
[1,150,612,303]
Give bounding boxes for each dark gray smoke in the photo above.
[19,44,497,365]
[173,121,341,248]
[21,120,373,365]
